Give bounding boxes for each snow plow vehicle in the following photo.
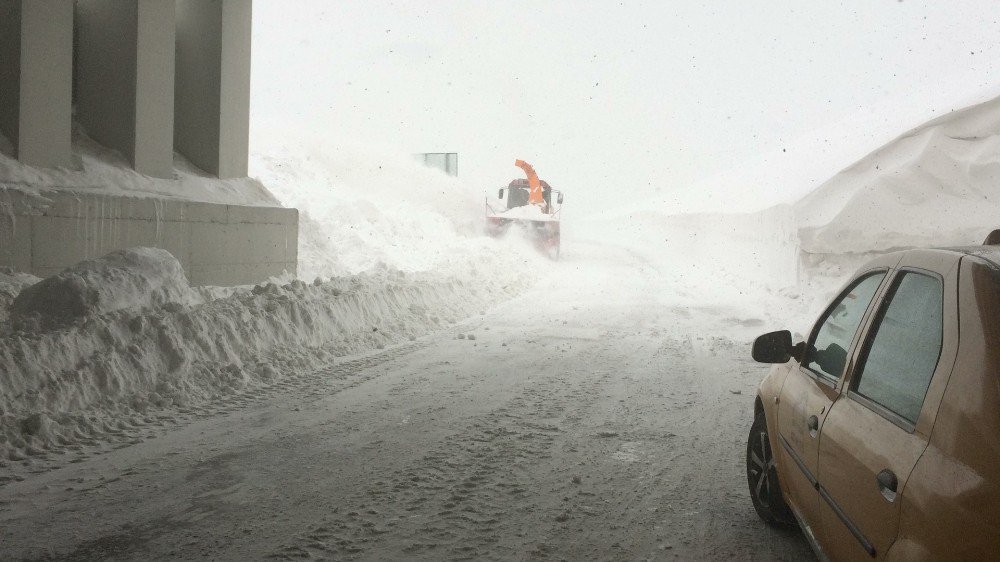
[485,160,564,259]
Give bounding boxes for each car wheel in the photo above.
[746,410,795,526]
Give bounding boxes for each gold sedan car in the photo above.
[746,234,1000,561]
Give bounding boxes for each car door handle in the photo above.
[876,469,898,502]
[807,415,819,437]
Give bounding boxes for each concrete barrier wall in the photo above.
[0,189,297,286]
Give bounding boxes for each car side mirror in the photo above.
[498,188,505,199]
[752,330,797,363]
[557,193,564,204]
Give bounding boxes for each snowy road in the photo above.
[0,243,813,561]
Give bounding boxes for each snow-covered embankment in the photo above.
[0,144,543,470]
[797,95,1000,255]
[0,246,533,467]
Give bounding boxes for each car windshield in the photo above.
[506,186,530,209]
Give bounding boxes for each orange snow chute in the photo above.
[514,159,545,206]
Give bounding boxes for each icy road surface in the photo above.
[0,243,812,561]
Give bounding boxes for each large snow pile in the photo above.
[0,135,545,471]
[796,95,1000,254]
[0,120,540,482]
[10,248,199,330]
[0,268,40,326]
[0,127,278,207]
[0,246,533,467]
[250,141,514,279]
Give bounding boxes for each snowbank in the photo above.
[10,248,199,330]
[0,135,546,471]
[250,142,492,278]
[0,127,279,207]
[796,95,1000,254]
[0,269,40,326]
[0,119,546,477]
[0,246,534,467]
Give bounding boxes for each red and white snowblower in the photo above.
[485,160,564,260]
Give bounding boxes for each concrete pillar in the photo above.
[0,0,73,169]
[0,1,24,154]
[74,0,175,179]
[174,0,252,179]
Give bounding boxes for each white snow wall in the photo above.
[795,95,1000,257]
[0,258,532,465]
[0,188,297,285]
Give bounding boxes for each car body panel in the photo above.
[815,399,925,560]
[887,256,1000,560]
[815,251,961,560]
[753,248,1000,560]
[767,257,899,553]
[775,365,838,531]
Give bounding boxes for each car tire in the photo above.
[746,411,795,526]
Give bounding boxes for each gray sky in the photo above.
[250,1,1000,214]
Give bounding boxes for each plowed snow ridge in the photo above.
[0,248,536,472]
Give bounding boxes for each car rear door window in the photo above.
[852,272,943,425]
[806,273,886,381]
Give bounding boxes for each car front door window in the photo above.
[805,273,886,381]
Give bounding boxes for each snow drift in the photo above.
[0,246,533,467]
[249,141,503,279]
[10,248,199,330]
[0,138,545,471]
[0,269,40,326]
[796,95,1000,254]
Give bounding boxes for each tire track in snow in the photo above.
[0,340,428,488]
[269,345,615,561]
